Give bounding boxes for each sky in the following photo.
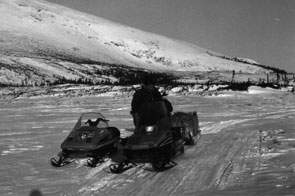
[45,0,295,73]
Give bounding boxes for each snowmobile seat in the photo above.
[107,127,120,138]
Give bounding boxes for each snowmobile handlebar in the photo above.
[96,118,109,122]
[85,118,109,126]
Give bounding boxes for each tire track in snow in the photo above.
[201,119,251,134]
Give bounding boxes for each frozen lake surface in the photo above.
[1,90,295,196]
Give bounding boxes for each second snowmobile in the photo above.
[50,112,120,167]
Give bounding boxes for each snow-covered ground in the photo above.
[0,88,295,196]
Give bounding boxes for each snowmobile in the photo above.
[50,112,120,167]
[108,101,186,173]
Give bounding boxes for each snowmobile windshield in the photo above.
[73,112,108,130]
[137,101,168,125]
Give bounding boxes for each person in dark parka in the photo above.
[131,76,162,127]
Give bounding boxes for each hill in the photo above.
[0,0,284,86]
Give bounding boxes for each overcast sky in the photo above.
[46,0,295,73]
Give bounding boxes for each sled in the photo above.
[170,111,201,145]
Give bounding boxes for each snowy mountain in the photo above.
[0,0,274,86]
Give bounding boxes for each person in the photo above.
[162,96,173,115]
[131,76,163,127]
[161,90,173,115]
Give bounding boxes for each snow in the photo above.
[247,86,284,94]
[1,89,295,196]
